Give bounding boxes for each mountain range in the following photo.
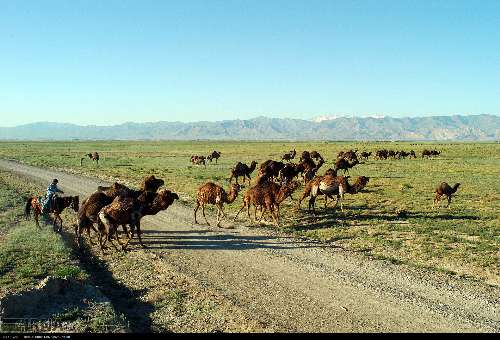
[0,115,498,141]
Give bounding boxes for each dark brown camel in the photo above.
[97,189,179,251]
[81,152,100,166]
[207,151,222,164]
[229,161,258,184]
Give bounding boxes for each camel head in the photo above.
[143,189,179,215]
[141,175,165,192]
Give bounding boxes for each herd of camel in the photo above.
[192,147,458,229]
[25,147,460,252]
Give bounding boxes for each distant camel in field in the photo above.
[230,161,258,184]
[434,182,460,208]
[207,151,222,164]
[81,152,100,166]
[281,149,296,162]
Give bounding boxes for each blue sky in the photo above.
[1,0,499,126]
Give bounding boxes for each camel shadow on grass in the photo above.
[292,208,480,232]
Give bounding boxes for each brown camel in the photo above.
[281,149,296,162]
[98,189,179,251]
[74,182,132,247]
[207,151,222,164]
[301,175,369,213]
[434,182,460,208]
[234,181,299,226]
[335,158,359,174]
[191,155,206,167]
[229,161,258,184]
[194,182,241,227]
[81,152,100,166]
[74,178,162,247]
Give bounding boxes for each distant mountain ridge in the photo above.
[0,115,498,141]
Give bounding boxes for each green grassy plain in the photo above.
[0,140,498,285]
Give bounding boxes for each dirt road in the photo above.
[1,159,498,332]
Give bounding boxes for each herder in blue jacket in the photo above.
[42,179,64,213]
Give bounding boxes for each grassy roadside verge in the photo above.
[0,170,127,332]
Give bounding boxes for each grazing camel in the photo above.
[194,182,241,227]
[434,182,460,208]
[81,152,100,166]
[422,149,441,158]
[207,151,222,164]
[229,161,258,184]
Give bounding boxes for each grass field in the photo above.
[0,140,498,285]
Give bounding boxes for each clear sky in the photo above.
[1,0,499,126]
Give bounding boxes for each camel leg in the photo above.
[194,201,200,224]
[234,204,246,221]
[34,211,41,229]
[247,204,252,221]
[201,204,210,226]
[260,206,269,221]
[135,221,147,248]
[216,204,223,227]
[446,195,451,208]
[308,196,316,213]
[434,194,441,208]
[269,204,279,226]
[87,225,98,245]
[218,204,226,219]
[58,216,63,232]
